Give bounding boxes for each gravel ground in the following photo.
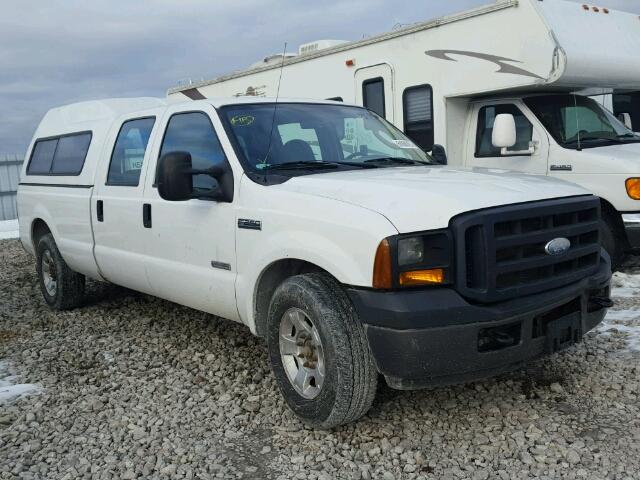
[1,238,639,480]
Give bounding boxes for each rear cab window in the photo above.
[107,117,156,186]
[27,132,92,176]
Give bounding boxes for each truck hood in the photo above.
[277,166,590,233]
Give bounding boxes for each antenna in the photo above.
[263,42,288,165]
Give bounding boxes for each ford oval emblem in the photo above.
[545,238,571,256]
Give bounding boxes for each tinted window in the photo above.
[51,133,92,175]
[476,105,533,157]
[363,78,385,118]
[107,117,155,186]
[159,112,226,192]
[27,139,58,175]
[613,92,640,131]
[403,85,434,151]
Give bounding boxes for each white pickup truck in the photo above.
[18,97,612,428]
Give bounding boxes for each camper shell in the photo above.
[167,0,640,267]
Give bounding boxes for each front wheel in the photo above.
[266,273,378,429]
[35,233,85,310]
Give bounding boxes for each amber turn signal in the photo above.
[399,268,445,287]
[372,239,392,289]
[626,178,640,200]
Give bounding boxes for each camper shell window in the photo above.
[27,131,92,176]
[362,78,385,118]
[475,105,533,157]
[403,85,434,151]
[107,117,156,186]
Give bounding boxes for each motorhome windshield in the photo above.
[220,103,433,174]
[524,95,640,150]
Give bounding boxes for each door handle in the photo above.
[97,200,104,222]
[143,203,152,228]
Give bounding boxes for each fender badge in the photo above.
[238,219,262,231]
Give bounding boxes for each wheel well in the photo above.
[600,199,627,247]
[31,219,51,249]
[254,259,327,337]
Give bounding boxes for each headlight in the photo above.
[373,230,453,289]
[626,178,640,200]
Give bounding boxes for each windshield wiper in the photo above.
[260,161,340,171]
[363,157,424,166]
[564,136,627,146]
[260,160,379,171]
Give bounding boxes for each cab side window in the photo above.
[476,105,533,157]
[159,112,227,192]
[107,117,155,186]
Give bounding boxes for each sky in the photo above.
[1,0,640,156]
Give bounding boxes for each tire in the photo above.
[266,273,378,429]
[35,233,85,310]
[600,217,624,271]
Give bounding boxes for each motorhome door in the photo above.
[355,64,395,123]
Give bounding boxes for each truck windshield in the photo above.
[220,103,433,173]
[524,94,640,149]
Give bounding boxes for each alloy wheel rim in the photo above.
[278,307,325,399]
[41,250,57,296]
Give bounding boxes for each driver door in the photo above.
[468,102,549,175]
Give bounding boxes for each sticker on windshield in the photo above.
[393,139,419,149]
[230,115,255,127]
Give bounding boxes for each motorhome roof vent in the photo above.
[298,40,348,56]
[250,53,297,69]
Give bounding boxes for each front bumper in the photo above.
[347,258,612,390]
[623,213,640,249]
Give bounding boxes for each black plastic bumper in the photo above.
[347,258,612,390]
[625,224,640,250]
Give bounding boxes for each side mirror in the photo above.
[157,151,234,202]
[431,144,447,165]
[618,112,633,130]
[492,114,517,149]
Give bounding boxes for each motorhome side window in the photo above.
[403,85,434,151]
[27,132,92,176]
[107,117,156,186]
[159,112,226,192]
[476,105,533,157]
[362,78,385,118]
[613,92,640,131]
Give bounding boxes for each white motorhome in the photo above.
[18,97,611,427]
[167,0,640,268]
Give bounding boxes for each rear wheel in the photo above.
[600,216,625,271]
[36,233,85,310]
[266,273,377,429]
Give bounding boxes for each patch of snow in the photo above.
[611,271,640,298]
[0,361,42,404]
[597,309,640,352]
[0,219,19,240]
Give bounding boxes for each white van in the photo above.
[167,0,640,268]
[18,97,611,427]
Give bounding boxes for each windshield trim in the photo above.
[217,102,435,185]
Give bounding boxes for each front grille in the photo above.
[452,197,601,303]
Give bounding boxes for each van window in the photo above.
[362,78,385,118]
[476,105,533,157]
[159,112,227,192]
[107,117,156,186]
[27,132,92,176]
[403,85,434,151]
[613,92,640,131]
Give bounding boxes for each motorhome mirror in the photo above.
[618,112,633,131]
[492,114,517,149]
